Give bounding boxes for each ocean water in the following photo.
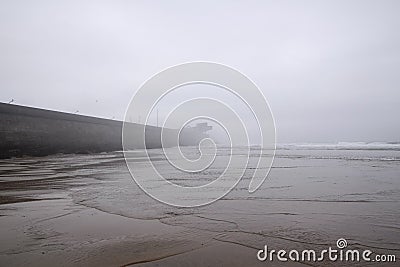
[0,142,399,266]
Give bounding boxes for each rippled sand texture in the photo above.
[0,145,399,266]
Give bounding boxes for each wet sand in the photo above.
[0,146,399,266]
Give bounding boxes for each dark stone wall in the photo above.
[0,103,175,159]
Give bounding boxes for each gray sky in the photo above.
[1,0,399,143]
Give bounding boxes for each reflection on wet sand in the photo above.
[0,146,399,266]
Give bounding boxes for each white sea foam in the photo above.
[277,142,400,151]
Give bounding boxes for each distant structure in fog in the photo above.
[179,122,213,146]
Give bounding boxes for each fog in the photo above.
[1,0,399,143]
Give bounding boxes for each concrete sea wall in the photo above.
[0,103,178,159]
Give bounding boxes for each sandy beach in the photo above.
[0,145,399,266]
